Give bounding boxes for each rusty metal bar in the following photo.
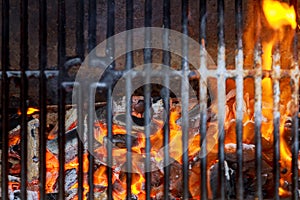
[217,0,226,198]
[20,0,29,198]
[272,46,281,200]
[291,3,299,199]
[290,2,299,199]
[38,0,47,198]
[1,0,10,199]
[254,41,263,200]
[235,0,244,199]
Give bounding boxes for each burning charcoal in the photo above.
[48,108,78,139]
[188,160,201,198]
[65,169,77,191]
[45,193,58,200]
[169,160,183,197]
[225,143,255,162]
[131,115,146,126]
[132,99,146,117]
[95,105,107,122]
[47,128,79,163]
[151,185,181,200]
[65,188,78,200]
[151,184,164,199]
[112,179,126,197]
[176,104,200,128]
[9,190,38,200]
[209,161,235,199]
[27,119,40,182]
[151,170,163,187]
[103,134,138,148]
[113,113,161,134]
[94,191,108,200]
[8,156,20,175]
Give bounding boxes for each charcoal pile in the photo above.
[2,93,300,199]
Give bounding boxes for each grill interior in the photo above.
[1,0,300,199]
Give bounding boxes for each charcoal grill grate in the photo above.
[1,0,299,199]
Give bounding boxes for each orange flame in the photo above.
[17,107,40,115]
[262,0,296,30]
[261,0,297,197]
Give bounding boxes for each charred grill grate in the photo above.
[1,0,299,199]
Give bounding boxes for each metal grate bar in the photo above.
[125,0,134,198]
[272,46,281,200]
[2,66,300,81]
[87,83,97,200]
[106,85,113,200]
[217,0,226,198]
[57,0,67,198]
[38,0,47,198]
[88,83,107,200]
[58,84,66,200]
[88,0,96,52]
[144,0,152,199]
[106,1,115,194]
[199,0,208,199]
[20,0,29,198]
[162,0,171,199]
[254,41,263,200]
[76,0,85,59]
[181,0,189,199]
[76,83,84,200]
[107,0,115,71]
[1,0,10,199]
[235,0,244,199]
[291,1,299,199]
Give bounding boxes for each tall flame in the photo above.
[261,0,297,195]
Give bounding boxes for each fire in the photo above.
[262,0,297,30]
[17,107,39,115]
[6,1,299,199]
[260,0,297,194]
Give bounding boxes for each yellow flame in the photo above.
[262,0,297,30]
[17,107,39,115]
[260,1,297,197]
[279,186,291,197]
